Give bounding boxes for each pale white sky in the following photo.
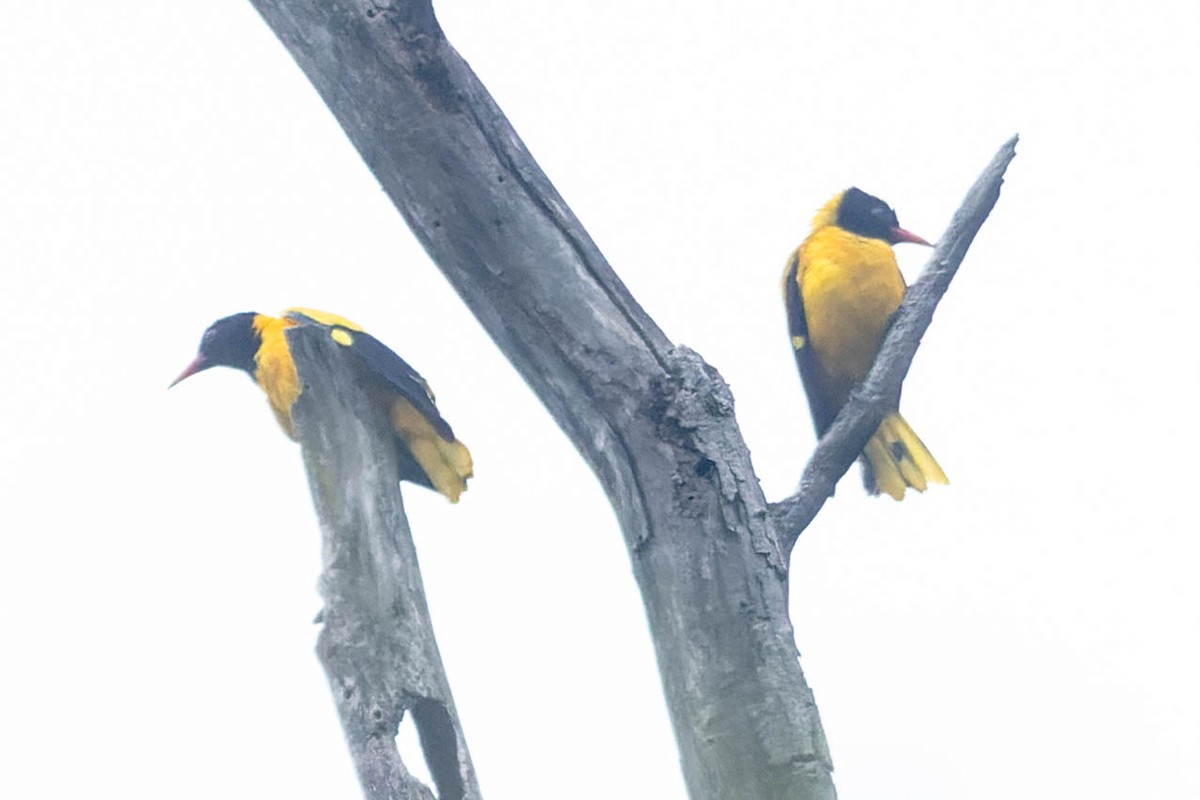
[3,2,1198,798]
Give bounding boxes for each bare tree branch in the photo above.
[247,1,1014,797]
[288,326,482,800]
[771,135,1019,555]
[248,1,833,796]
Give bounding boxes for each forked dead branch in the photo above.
[248,2,1015,798]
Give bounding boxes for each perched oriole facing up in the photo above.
[171,307,473,502]
[783,188,948,500]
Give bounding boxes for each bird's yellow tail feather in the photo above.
[863,412,948,501]
[390,400,474,503]
[407,437,474,503]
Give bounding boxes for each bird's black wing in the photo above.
[339,329,457,442]
[285,307,456,443]
[783,250,840,436]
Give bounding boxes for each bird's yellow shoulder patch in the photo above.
[792,335,806,350]
[330,328,354,347]
[284,307,366,332]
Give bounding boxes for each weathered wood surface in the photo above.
[249,2,1015,797]
[289,325,481,800]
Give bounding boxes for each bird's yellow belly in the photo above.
[252,315,302,438]
[801,241,905,403]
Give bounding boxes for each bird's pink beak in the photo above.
[889,227,933,247]
[169,355,207,389]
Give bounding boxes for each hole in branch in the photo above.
[413,698,465,800]
[395,708,436,793]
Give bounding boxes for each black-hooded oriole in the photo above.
[783,188,947,500]
[171,307,473,502]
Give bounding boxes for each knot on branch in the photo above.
[647,347,739,494]
[367,699,400,735]
[642,347,783,570]
[644,348,728,507]
[359,1,461,115]
[327,667,405,743]
[364,0,439,37]
[651,345,734,431]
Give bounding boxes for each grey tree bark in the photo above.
[289,326,482,800]
[246,1,1015,797]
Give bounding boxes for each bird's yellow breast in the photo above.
[252,314,302,438]
[798,226,906,404]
